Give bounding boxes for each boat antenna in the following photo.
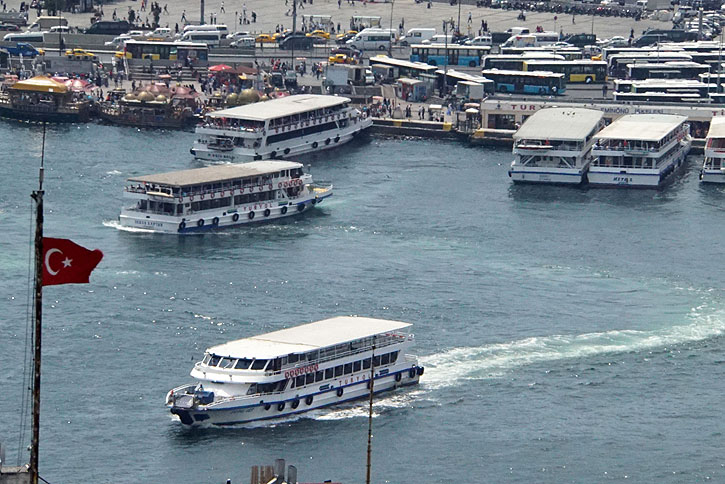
[29,122,46,484]
[365,335,375,484]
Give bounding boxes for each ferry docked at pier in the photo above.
[119,161,332,233]
[589,114,691,188]
[700,117,725,183]
[190,94,372,162]
[166,316,424,426]
[509,107,605,184]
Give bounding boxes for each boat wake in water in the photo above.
[420,306,725,390]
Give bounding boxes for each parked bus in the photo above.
[122,40,209,63]
[614,79,713,98]
[180,30,223,47]
[435,68,495,93]
[482,53,565,70]
[523,59,607,83]
[480,69,566,95]
[3,31,45,43]
[627,61,710,80]
[410,44,491,67]
[613,92,707,103]
[500,46,583,60]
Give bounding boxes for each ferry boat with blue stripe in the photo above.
[589,114,691,188]
[166,316,424,426]
[509,107,605,185]
[700,116,725,183]
[119,161,332,233]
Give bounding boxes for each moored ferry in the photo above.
[0,75,91,123]
[589,114,692,188]
[166,316,424,426]
[700,116,725,183]
[509,107,605,184]
[119,161,332,233]
[190,94,372,162]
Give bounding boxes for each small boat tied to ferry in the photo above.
[508,107,605,184]
[190,94,372,162]
[700,116,725,183]
[119,160,332,233]
[166,316,424,426]
[589,114,692,188]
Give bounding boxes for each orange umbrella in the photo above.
[209,64,234,72]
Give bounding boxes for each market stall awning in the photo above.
[11,76,68,93]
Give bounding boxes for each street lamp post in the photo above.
[457,0,461,35]
[388,0,394,56]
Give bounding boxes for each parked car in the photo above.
[230,36,255,48]
[335,30,357,44]
[306,29,330,39]
[279,33,314,50]
[104,34,132,47]
[0,23,20,31]
[255,33,276,43]
[328,53,357,64]
[330,46,361,58]
[464,35,492,46]
[84,20,131,35]
[227,30,250,40]
[65,48,97,60]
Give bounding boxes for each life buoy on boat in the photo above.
[197,219,205,227]
[336,387,344,397]
[190,195,194,201]
[264,209,271,217]
[395,372,402,382]
[248,211,255,220]
[278,402,285,411]
[210,191,215,199]
[284,181,288,187]
[212,217,219,225]
[200,194,205,200]
[334,135,340,143]
[264,403,271,411]
[409,369,416,378]
[281,206,288,215]
[312,141,318,149]
[284,148,290,155]
[178,196,183,202]
[291,399,300,409]
[271,151,277,158]
[232,213,239,222]
[325,138,331,145]
[305,395,313,405]
[278,182,282,188]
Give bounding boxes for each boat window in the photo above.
[334,365,343,377]
[343,363,352,375]
[306,350,319,361]
[306,373,315,384]
[280,356,288,366]
[208,355,221,366]
[373,356,381,367]
[363,358,371,369]
[390,351,399,363]
[251,359,268,370]
[202,353,211,364]
[278,379,288,391]
[320,347,335,359]
[288,353,299,364]
[270,358,282,371]
[353,361,361,372]
[296,375,305,387]
[246,383,258,395]
[290,379,295,389]
[315,370,324,382]
[220,357,236,369]
[235,358,253,369]
[381,354,390,365]
[325,368,334,379]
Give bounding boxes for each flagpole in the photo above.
[365,336,375,484]
[29,123,46,484]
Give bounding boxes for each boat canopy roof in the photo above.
[594,114,687,142]
[706,116,725,139]
[514,108,603,142]
[11,76,68,93]
[207,316,412,359]
[127,161,302,187]
[206,94,350,121]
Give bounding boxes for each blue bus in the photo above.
[410,43,491,67]
[480,69,566,95]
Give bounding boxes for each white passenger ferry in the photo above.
[509,107,605,184]
[589,114,692,188]
[119,161,332,233]
[700,117,725,183]
[190,94,373,162]
[166,316,424,426]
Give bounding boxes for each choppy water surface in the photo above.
[1,122,724,484]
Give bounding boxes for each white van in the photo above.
[346,28,395,51]
[146,27,172,38]
[501,34,537,48]
[506,26,530,36]
[28,16,67,32]
[3,31,46,43]
[422,33,453,44]
[399,27,435,46]
[181,24,228,37]
[181,30,223,47]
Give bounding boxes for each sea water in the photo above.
[0,122,724,483]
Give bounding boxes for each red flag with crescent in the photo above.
[42,238,103,286]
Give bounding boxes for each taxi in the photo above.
[328,53,356,65]
[65,48,97,60]
[256,33,276,44]
[306,29,330,40]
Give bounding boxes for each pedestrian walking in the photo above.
[220,1,225,13]
[181,9,186,23]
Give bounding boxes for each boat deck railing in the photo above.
[125,176,304,199]
[202,109,354,134]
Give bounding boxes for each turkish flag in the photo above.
[42,238,104,287]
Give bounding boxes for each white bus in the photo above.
[3,31,46,43]
[180,30,223,47]
[181,24,228,37]
[346,28,395,51]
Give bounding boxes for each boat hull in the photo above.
[0,105,90,123]
[509,167,587,185]
[119,191,331,234]
[191,120,372,162]
[169,366,422,426]
[700,168,725,183]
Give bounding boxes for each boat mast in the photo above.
[365,336,375,484]
[29,123,46,484]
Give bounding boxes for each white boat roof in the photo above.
[513,108,603,142]
[206,94,350,121]
[127,161,302,187]
[706,116,725,139]
[208,316,413,359]
[594,114,687,142]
